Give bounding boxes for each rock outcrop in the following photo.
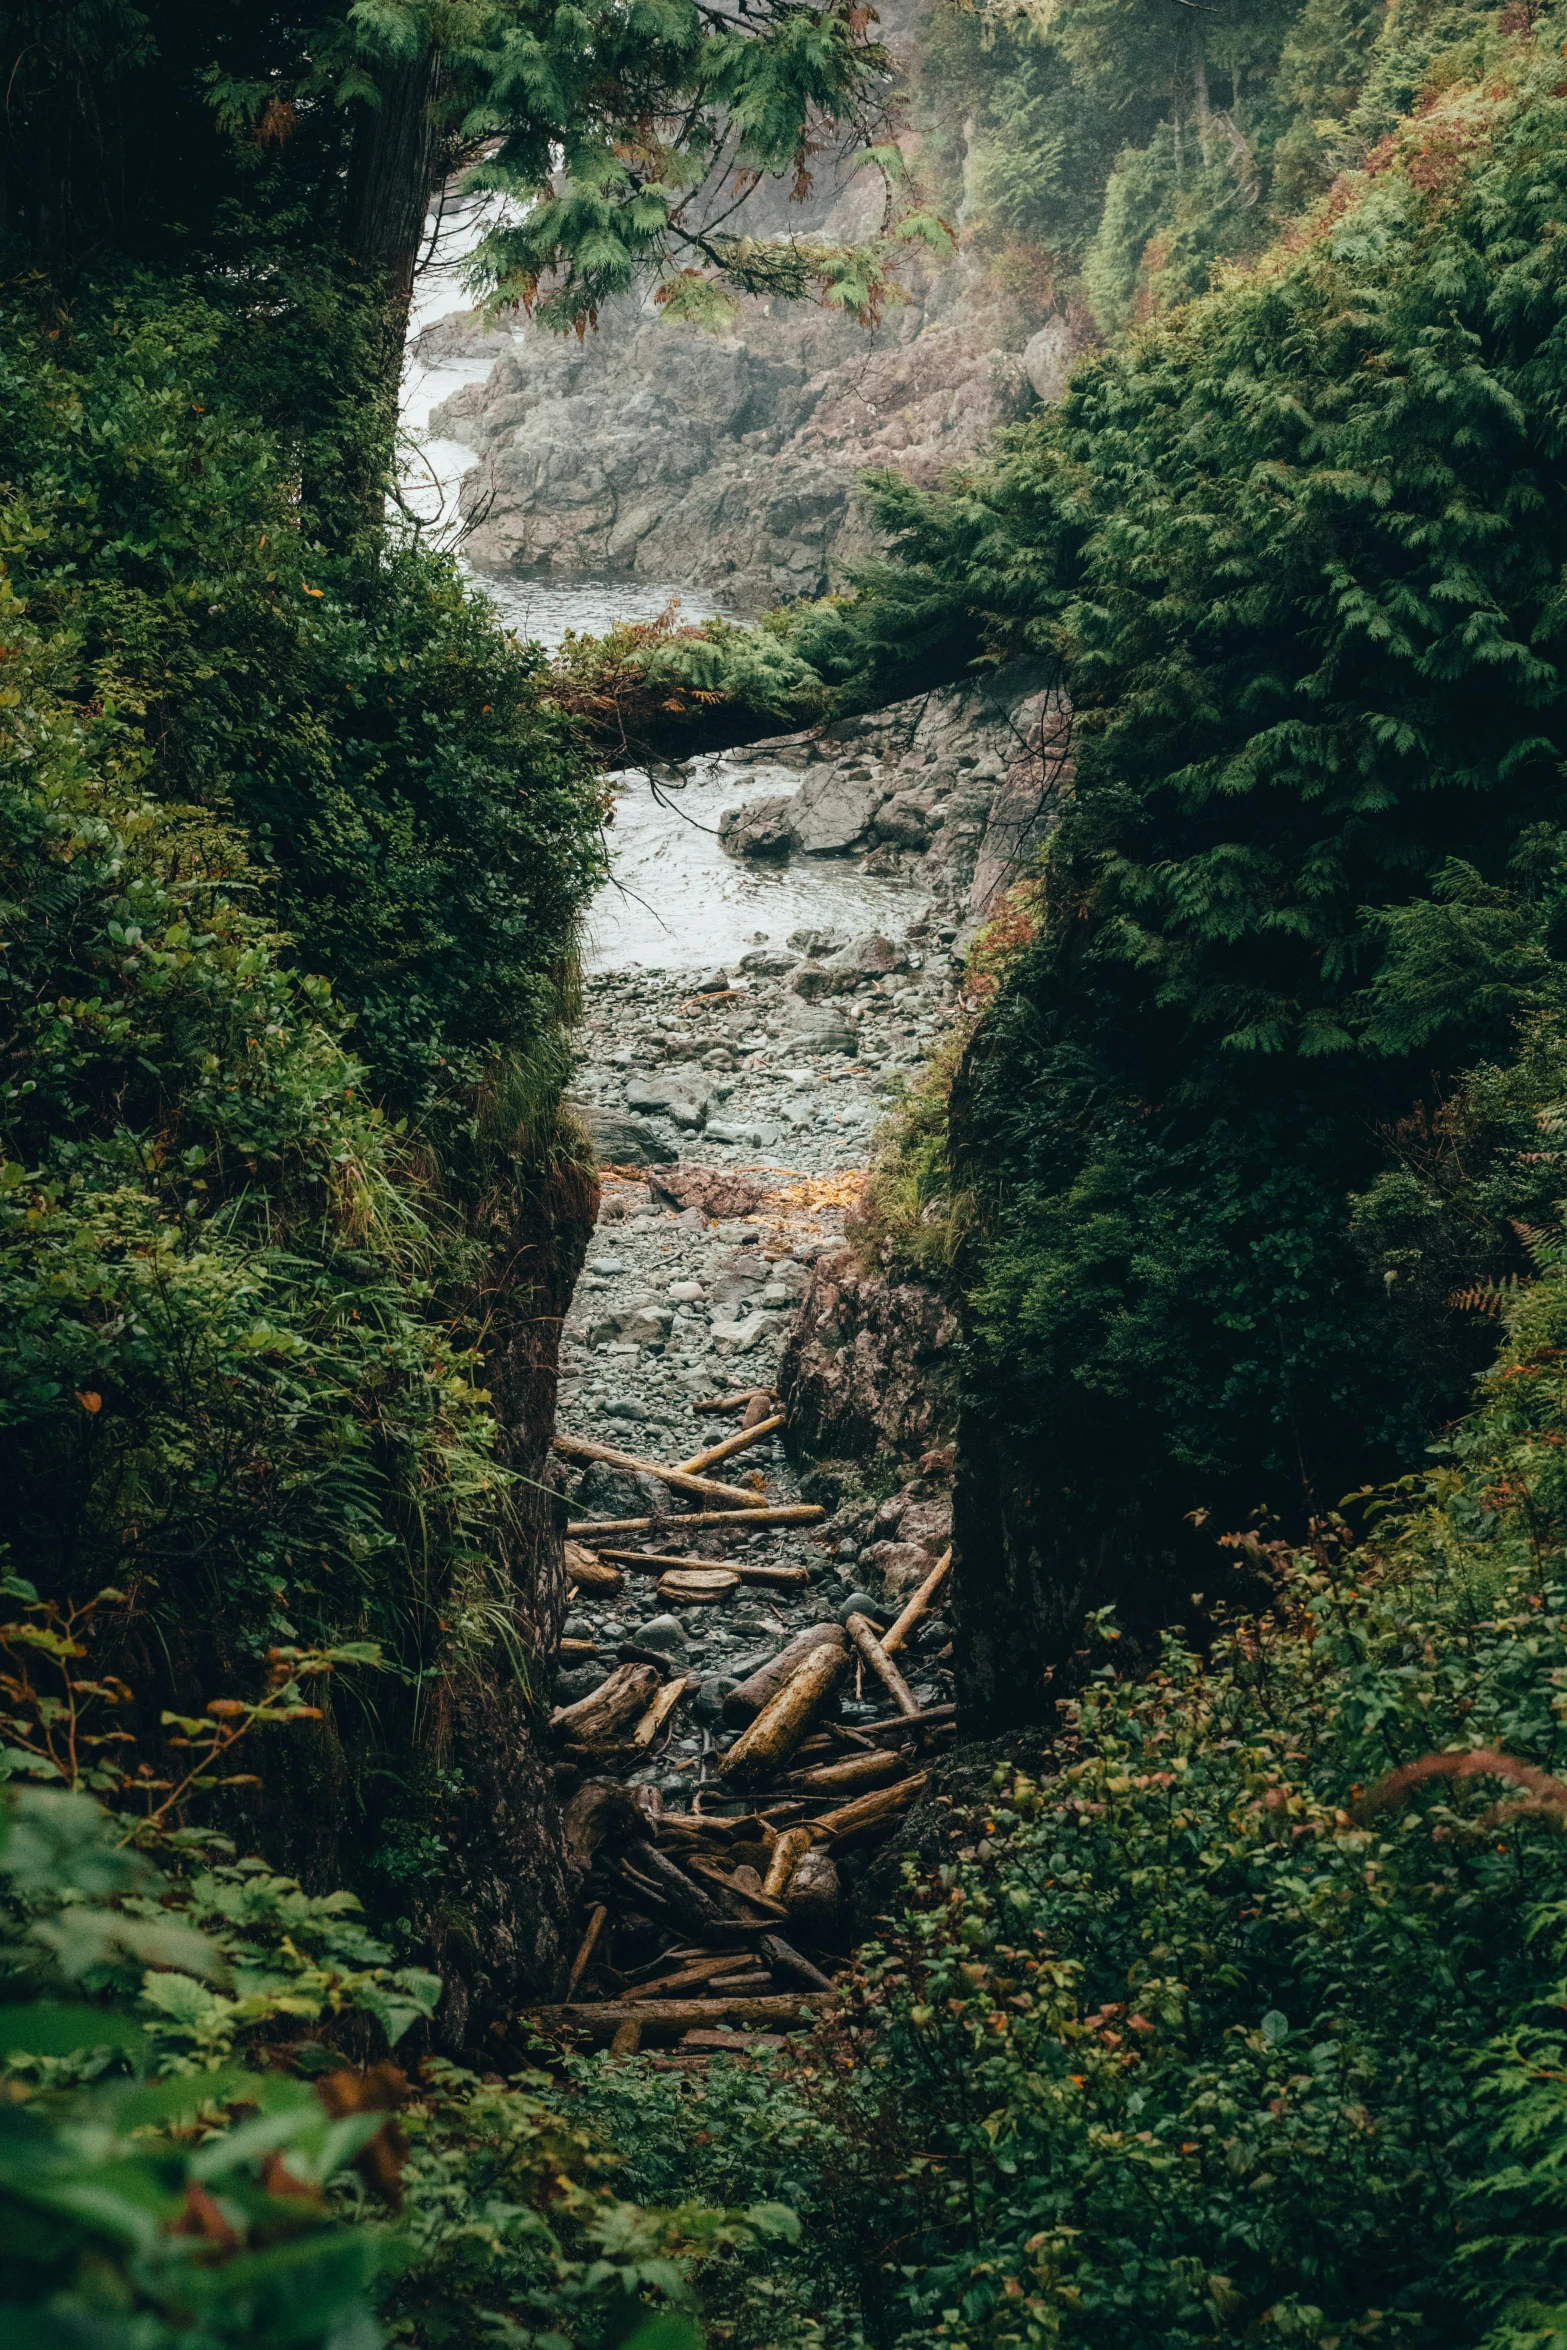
[778,1245,958,1488]
[427,269,1041,607]
[718,660,1072,927]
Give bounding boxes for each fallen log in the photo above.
[624,1951,753,2003]
[631,1675,696,1750]
[551,1662,660,1744]
[761,1825,814,1902]
[693,1389,775,1416]
[566,1504,824,1537]
[815,1772,929,1850]
[721,1642,851,1788]
[564,1541,624,1594]
[596,1550,810,1592]
[758,1934,837,1993]
[674,1415,784,1477]
[562,1781,648,1875]
[554,1430,767,1512]
[786,1749,910,1797]
[882,1549,952,1657]
[564,1904,608,2001]
[531,1993,836,2042]
[683,1854,792,1922]
[560,1638,599,1659]
[857,1704,957,1747]
[610,2018,643,2055]
[846,1612,922,1720]
[723,1624,847,1725]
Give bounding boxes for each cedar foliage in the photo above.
[813,7,1567,1707]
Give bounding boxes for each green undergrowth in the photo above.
[0,272,606,1914]
[0,1786,790,2350]
[543,604,831,763]
[566,1232,1567,2350]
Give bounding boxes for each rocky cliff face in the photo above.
[425,253,1041,607]
[420,0,1083,615]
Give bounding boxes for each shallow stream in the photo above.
[399,200,920,977]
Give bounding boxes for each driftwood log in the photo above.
[532,1993,836,2042]
[693,1389,775,1415]
[657,1568,740,1604]
[631,1675,695,1749]
[674,1415,785,1476]
[564,1541,624,1593]
[882,1549,952,1656]
[566,1504,824,1536]
[845,1612,922,1720]
[597,1550,810,1591]
[720,1642,851,1787]
[787,1748,910,1796]
[815,1772,929,1849]
[724,1624,847,1724]
[564,1904,608,2000]
[554,1430,768,1511]
[761,1824,814,1901]
[551,1662,660,1744]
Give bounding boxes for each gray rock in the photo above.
[625,1064,712,1129]
[619,1305,674,1349]
[556,1663,611,1705]
[787,927,847,957]
[710,1310,768,1355]
[637,1614,690,1658]
[738,948,800,975]
[788,961,846,1002]
[577,1462,670,1518]
[694,1675,740,1725]
[1023,317,1073,404]
[788,762,886,854]
[695,969,731,993]
[838,931,907,977]
[872,794,933,848]
[719,798,795,861]
[786,1010,860,1055]
[839,1590,891,1625]
[571,1104,678,1166]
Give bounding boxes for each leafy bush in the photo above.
[545,605,828,763]
[0,1782,801,2350]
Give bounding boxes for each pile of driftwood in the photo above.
[537,1391,953,2057]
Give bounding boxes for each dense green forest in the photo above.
[11,0,1567,2348]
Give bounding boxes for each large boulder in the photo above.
[718,796,796,861]
[571,1105,678,1166]
[787,761,887,854]
[1022,316,1073,405]
[872,795,935,849]
[625,1064,712,1129]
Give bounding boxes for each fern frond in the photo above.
[1449,1278,1520,1316]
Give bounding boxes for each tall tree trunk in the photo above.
[1193,41,1213,167]
[337,43,450,537]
